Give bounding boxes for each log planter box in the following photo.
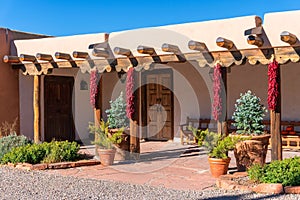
[233,134,270,171]
[109,128,130,161]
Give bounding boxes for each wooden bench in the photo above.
[229,119,300,149]
[179,117,211,145]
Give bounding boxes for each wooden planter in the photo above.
[234,134,270,171]
[208,157,231,178]
[97,148,116,166]
[109,128,130,160]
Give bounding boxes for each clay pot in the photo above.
[234,134,270,171]
[97,148,116,166]
[208,157,231,178]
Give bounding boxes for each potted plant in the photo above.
[232,90,270,171]
[203,131,242,178]
[188,126,207,146]
[89,120,123,166]
[105,91,130,160]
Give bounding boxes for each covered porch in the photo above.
[4,10,300,160]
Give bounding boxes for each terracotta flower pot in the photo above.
[97,148,116,166]
[234,134,270,171]
[208,157,231,178]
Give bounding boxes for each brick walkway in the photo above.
[45,141,300,191]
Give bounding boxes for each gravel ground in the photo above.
[0,167,300,200]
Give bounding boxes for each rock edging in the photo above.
[2,160,100,171]
[217,172,300,194]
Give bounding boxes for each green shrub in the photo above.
[89,120,123,149]
[188,127,207,146]
[1,141,80,164]
[0,133,32,160]
[42,141,80,163]
[232,90,267,135]
[202,131,244,159]
[248,157,300,186]
[105,92,129,129]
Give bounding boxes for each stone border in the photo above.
[216,172,300,194]
[2,160,100,171]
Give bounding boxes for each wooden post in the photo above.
[130,71,140,157]
[33,75,40,143]
[217,67,228,136]
[94,75,102,156]
[270,65,282,161]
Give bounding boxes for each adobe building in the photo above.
[2,10,300,159]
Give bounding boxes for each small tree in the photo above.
[105,92,129,129]
[232,90,267,135]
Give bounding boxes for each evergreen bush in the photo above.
[232,90,267,135]
[248,157,300,186]
[1,141,80,164]
[105,92,129,129]
[0,133,32,160]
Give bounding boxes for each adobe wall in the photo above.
[19,68,94,142]
[0,28,46,135]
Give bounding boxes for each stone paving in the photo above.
[45,141,300,191]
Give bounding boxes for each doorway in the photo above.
[142,69,174,140]
[44,76,75,142]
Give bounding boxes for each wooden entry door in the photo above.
[44,76,75,142]
[144,70,173,140]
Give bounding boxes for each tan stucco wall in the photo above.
[0,28,46,135]
[19,73,34,139]
[281,62,300,121]
[19,69,94,142]
[227,63,268,120]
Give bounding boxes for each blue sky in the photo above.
[0,0,300,36]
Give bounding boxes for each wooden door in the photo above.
[44,76,75,142]
[145,70,173,140]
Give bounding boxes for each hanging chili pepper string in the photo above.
[90,70,99,108]
[126,67,135,119]
[213,63,222,121]
[267,59,279,111]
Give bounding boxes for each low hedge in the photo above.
[1,141,80,164]
[0,134,32,160]
[248,156,300,186]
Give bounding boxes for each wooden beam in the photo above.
[92,48,110,58]
[280,31,297,45]
[55,52,72,60]
[244,27,263,36]
[188,40,214,63]
[247,35,264,47]
[216,37,234,49]
[3,55,20,63]
[33,75,40,143]
[137,45,155,55]
[114,47,132,57]
[73,51,89,59]
[36,53,53,61]
[161,43,180,54]
[188,40,208,51]
[20,54,36,62]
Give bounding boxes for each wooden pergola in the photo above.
[4,27,300,160]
